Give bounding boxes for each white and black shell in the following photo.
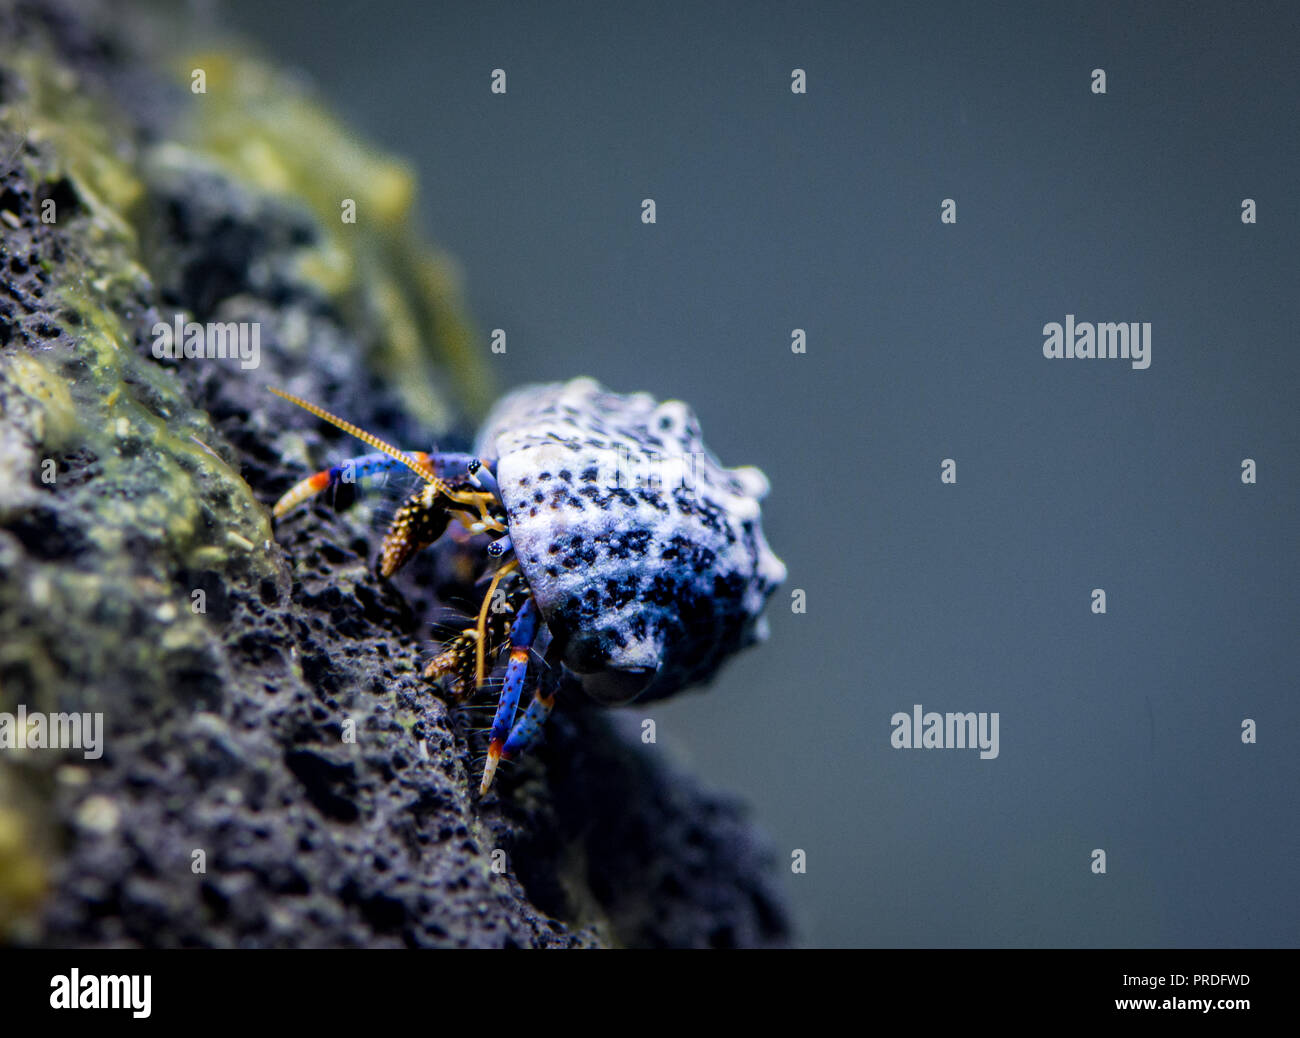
[475,377,786,704]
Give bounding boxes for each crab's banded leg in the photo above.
[272,451,436,518]
[481,631,564,796]
[480,597,539,795]
[497,687,556,766]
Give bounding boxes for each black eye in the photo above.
[579,668,657,705]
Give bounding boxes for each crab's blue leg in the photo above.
[480,596,539,794]
[496,687,557,779]
[273,451,478,518]
[425,452,478,479]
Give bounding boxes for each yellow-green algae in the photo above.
[0,773,48,943]
[170,47,492,423]
[1,47,275,573]
[0,22,490,936]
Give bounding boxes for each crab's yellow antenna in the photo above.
[475,558,519,690]
[268,387,448,491]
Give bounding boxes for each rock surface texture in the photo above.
[0,0,791,947]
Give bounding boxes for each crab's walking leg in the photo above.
[273,451,430,517]
[497,687,557,774]
[480,597,540,794]
[482,640,564,794]
[273,451,480,518]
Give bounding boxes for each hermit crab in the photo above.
[270,377,785,794]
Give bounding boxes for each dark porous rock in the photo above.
[0,0,791,948]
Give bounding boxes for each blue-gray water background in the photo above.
[220,0,1299,946]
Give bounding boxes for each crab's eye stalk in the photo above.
[579,667,657,705]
